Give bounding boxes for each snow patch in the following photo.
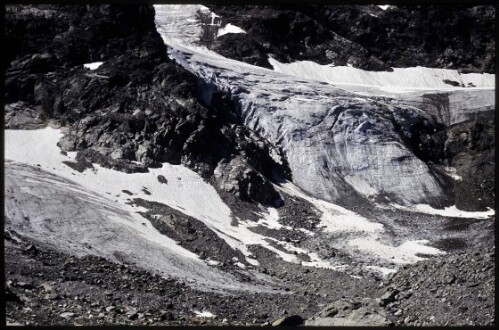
[443,166,462,181]
[217,23,246,37]
[278,182,383,234]
[391,203,495,219]
[83,62,103,70]
[234,262,247,269]
[5,128,344,273]
[348,239,445,264]
[278,182,445,266]
[205,259,221,266]
[194,310,215,318]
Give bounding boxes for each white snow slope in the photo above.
[5,128,267,292]
[6,127,372,286]
[5,127,458,278]
[268,58,494,91]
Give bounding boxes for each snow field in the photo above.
[5,128,347,274]
[5,129,268,291]
[277,182,446,266]
[268,58,495,92]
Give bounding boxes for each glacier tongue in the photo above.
[153,4,494,206]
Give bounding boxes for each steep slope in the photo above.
[205,4,495,73]
[3,4,495,326]
[154,4,495,209]
[4,4,287,206]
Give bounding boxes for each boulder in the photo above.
[306,298,391,327]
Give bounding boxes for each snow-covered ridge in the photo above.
[390,204,495,219]
[268,58,495,92]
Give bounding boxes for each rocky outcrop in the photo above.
[305,298,391,326]
[444,113,495,211]
[213,156,284,206]
[132,197,250,272]
[207,5,495,73]
[4,4,287,205]
[203,5,390,71]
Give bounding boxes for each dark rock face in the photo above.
[396,110,495,211]
[444,114,495,211]
[207,4,495,73]
[5,4,288,205]
[204,5,390,71]
[4,5,162,68]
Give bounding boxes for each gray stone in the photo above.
[380,289,400,306]
[106,306,116,313]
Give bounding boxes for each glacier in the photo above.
[154,4,494,206]
[3,5,494,294]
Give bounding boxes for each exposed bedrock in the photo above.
[207,4,495,73]
[4,4,288,206]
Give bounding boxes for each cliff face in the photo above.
[206,4,495,73]
[5,4,287,205]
